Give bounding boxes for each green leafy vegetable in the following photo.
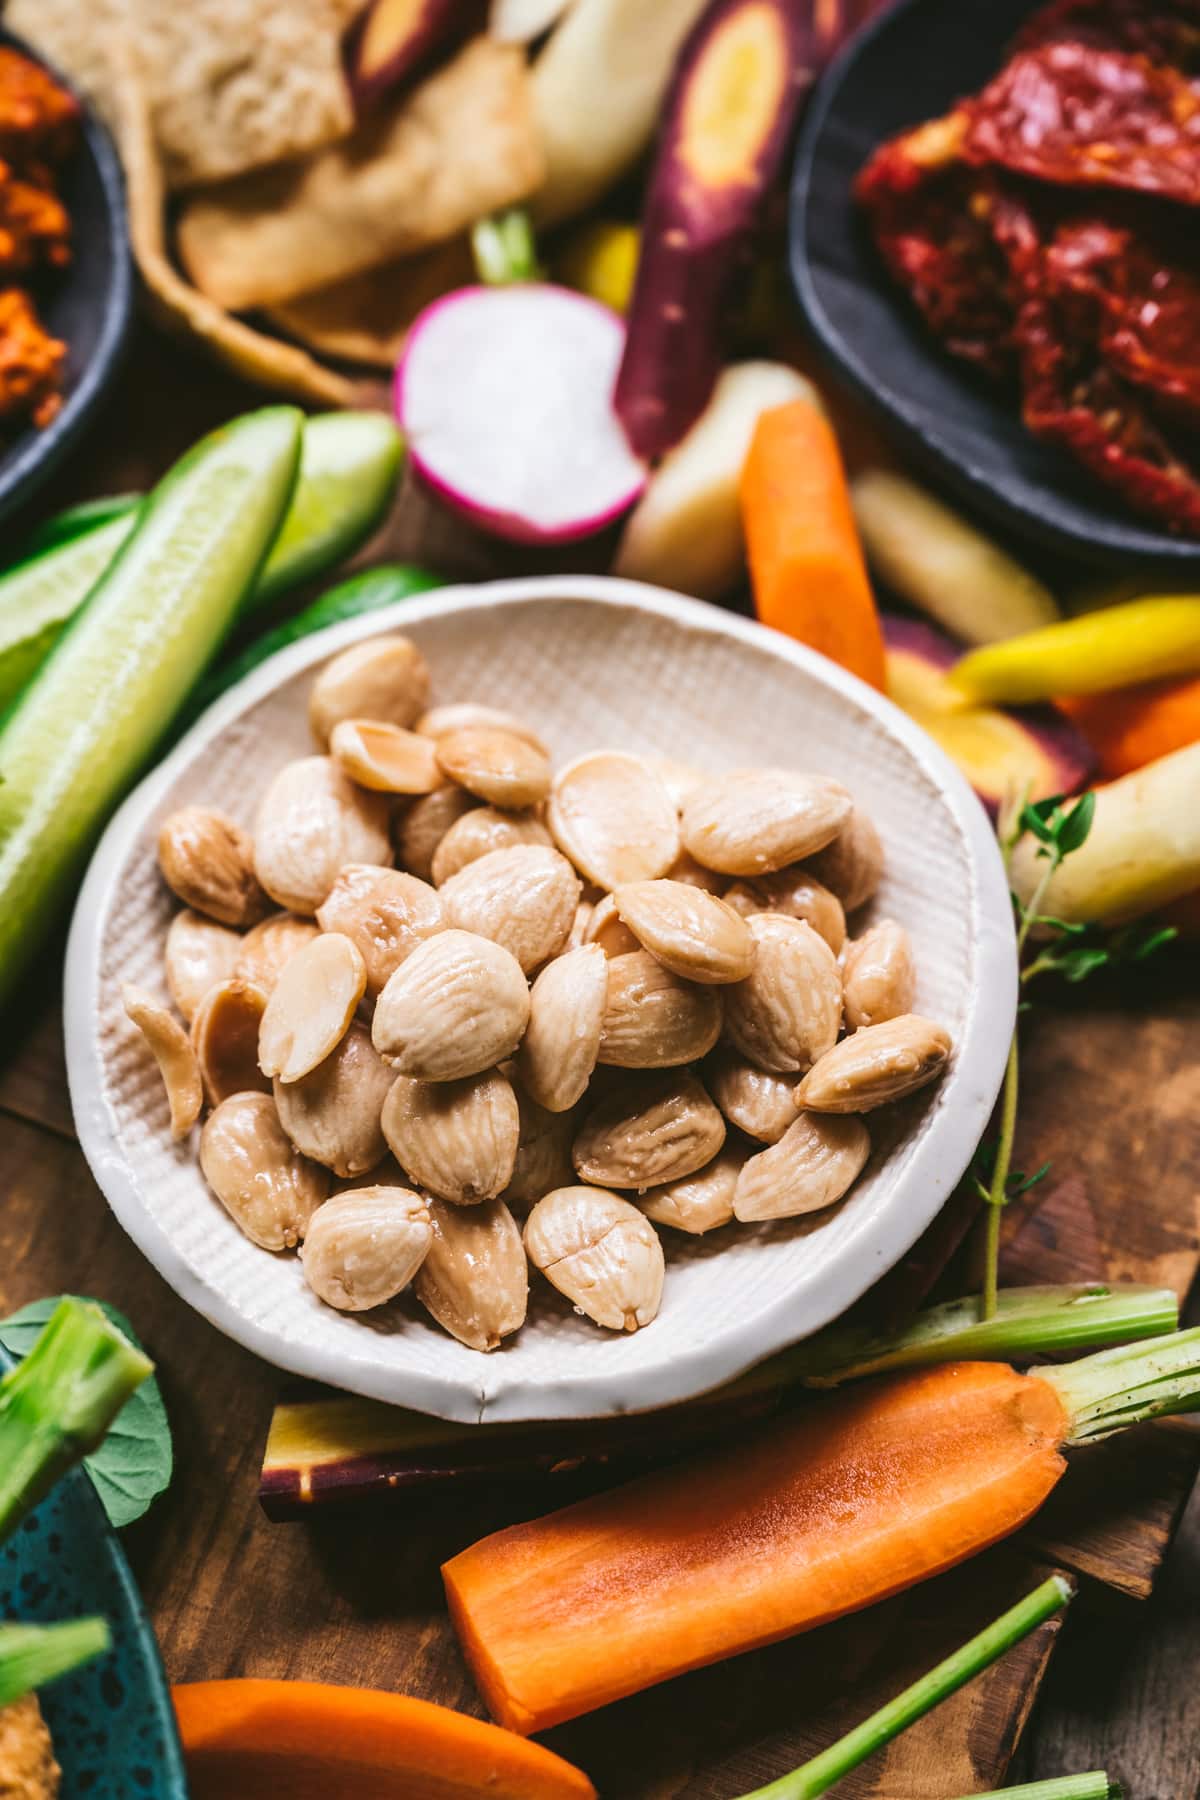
[0,1618,111,1707]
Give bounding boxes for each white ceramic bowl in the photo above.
[66,577,1016,1423]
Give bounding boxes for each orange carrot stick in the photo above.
[444,1362,1066,1735]
[740,397,887,690]
[1058,674,1200,779]
[173,1679,597,1799]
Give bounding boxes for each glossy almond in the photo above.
[234,912,320,996]
[253,756,392,914]
[637,1145,745,1235]
[273,1021,393,1176]
[681,769,853,876]
[417,703,548,755]
[257,932,366,1083]
[804,809,885,912]
[733,1113,871,1221]
[191,976,270,1104]
[724,869,846,954]
[395,785,478,882]
[723,915,842,1074]
[614,878,755,984]
[164,909,242,1023]
[705,1047,804,1144]
[371,929,530,1080]
[502,1080,577,1211]
[122,984,203,1138]
[573,1071,725,1190]
[301,1186,431,1311]
[199,1092,329,1249]
[842,920,916,1030]
[329,718,441,794]
[525,1186,664,1331]
[309,634,430,745]
[548,752,679,890]
[797,1015,953,1112]
[518,943,608,1113]
[414,1197,528,1351]
[582,892,641,958]
[382,1068,519,1204]
[438,845,580,974]
[157,806,271,927]
[435,725,551,810]
[316,864,443,997]
[430,806,553,886]
[599,951,722,1069]
[647,756,705,811]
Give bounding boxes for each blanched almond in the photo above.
[439,845,580,974]
[566,898,594,950]
[258,932,366,1083]
[157,806,271,927]
[681,770,853,876]
[705,1047,804,1144]
[723,915,842,1074]
[122,984,203,1138]
[430,807,553,886]
[804,809,885,912]
[199,1091,329,1249]
[309,634,430,745]
[664,848,726,892]
[273,1021,393,1176]
[518,943,608,1112]
[797,1015,953,1112]
[502,1080,576,1212]
[599,951,722,1068]
[842,920,916,1030]
[647,756,705,810]
[724,869,846,954]
[613,878,755,985]
[253,756,392,914]
[382,1068,519,1204]
[417,703,548,755]
[638,1145,745,1235]
[164,909,242,1023]
[733,1113,871,1221]
[191,977,270,1104]
[329,719,441,794]
[301,1186,431,1311]
[371,929,530,1080]
[548,752,679,890]
[573,1071,725,1190]
[583,892,641,958]
[435,725,551,809]
[234,913,320,996]
[414,1197,528,1351]
[525,1186,664,1331]
[316,864,443,998]
[395,785,478,882]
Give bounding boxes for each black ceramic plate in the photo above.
[0,28,132,532]
[790,0,1200,569]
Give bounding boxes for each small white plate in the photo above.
[65,577,1016,1424]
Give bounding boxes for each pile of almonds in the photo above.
[123,631,953,1353]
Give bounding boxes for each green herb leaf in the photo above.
[0,1298,172,1529]
[1055,792,1096,856]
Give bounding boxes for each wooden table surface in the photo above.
[4,328,1200,1799]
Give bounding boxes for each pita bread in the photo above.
[266,239,475,369]
[177,38,544,310]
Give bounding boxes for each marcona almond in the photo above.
[381,1069,519,1204]
[724,869,846,955]
[435,725,551,810]
[157,806,271,927]
[637,1145,746,1235]
[566,898,594,950]
[417,703,548,755]
[438,845,580,975]
[309,634,430,745]
[573,1071,725,1190]
[548,752,680,890]
[329,719,440,794]
[274,1021,393,1176]
[733,1113,871,1221]
[253,756,392,914]
[502,1080,576,1211]
[199,1092,329,1249]
[647,756,705,811]
[614,878,755,985]
[316,864,443,997]
[258,932,366,1083]
[525,1187,664,1331]
[164,909,242,1023]
[705,1047,804,1144]
[122,984,203,1138]
[664,848,726,892]
[681,770,854,877]
[583,893,641,958]
[234,912,320,996]
[842,920,916,1030]
[301,1187,431,1312]
[430,807,553,886]
[797,1015,953,1112]
[191,977,270,1104]
[414,1197,527,1351]
[371,929,530,1080]
[395,785,478,883]
[599,951,722,1069]
[518,943,608,1112]
[804,809,885,912]
[724,915,842,1074]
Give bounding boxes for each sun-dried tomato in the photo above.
[964,42,1200,206]
[1016,0,1200,78]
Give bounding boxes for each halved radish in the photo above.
[395,285,647,544]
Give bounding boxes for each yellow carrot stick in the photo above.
[951,598,1200,704]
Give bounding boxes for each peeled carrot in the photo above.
[1058,675,1200,780]
[740,398,887,690]
[173,1679,597,1799]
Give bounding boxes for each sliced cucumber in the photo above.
[252,411,403,609]
[0,407,302,1003]
[23,493,142,556]
[0,512,141,719]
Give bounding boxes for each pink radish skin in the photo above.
[395,285,647,545]
[345,0,484,107]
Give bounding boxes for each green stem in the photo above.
[0,1618,110,1707]
[0,1299,152,1541]
[982,1032,1021,1320]
[959,1777,1120,1799]
[735,1577,1073,1800]
[1039,1325,1200,1442]
[471,209,540,285]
